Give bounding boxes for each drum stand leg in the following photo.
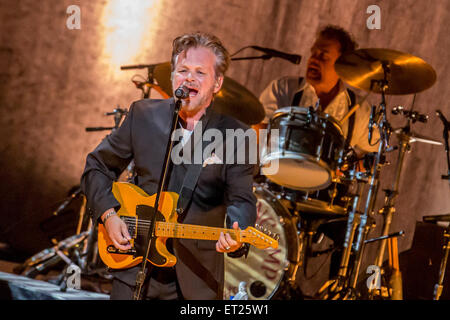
[368,132,410,300]
[287,230,305,285]
[315,173,365,300]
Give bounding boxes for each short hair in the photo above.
[171,32,230,78]
[317,25,358,55]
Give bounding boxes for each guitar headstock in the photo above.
[242,224,279,250]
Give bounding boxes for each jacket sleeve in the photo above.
[223,128,258,258]
[80,102,135,223]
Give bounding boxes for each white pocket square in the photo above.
[202,153,223,167]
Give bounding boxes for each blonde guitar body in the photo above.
[98,182,278,270]
[98,182,179,269]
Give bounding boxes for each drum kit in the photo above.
[223,47,443,300]
[15,46,447,300]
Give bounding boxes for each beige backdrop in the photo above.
[0,0,449,295]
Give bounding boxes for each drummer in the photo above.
[258,25,379,157]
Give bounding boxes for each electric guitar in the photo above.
[98,182,279,269]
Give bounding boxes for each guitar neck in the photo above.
[155,221,241,242]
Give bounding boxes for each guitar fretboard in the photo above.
[120,216,276,248]
[155,221,241,242]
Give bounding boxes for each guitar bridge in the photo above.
[107,245,136,255]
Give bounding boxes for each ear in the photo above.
[213,76,224,94]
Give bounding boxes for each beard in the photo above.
[306,64,322,82]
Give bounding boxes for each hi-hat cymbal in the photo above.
[153,62,265,125]
[335,48,437,95]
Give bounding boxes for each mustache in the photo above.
[182,82,199,90]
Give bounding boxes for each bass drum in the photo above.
[224,184,300,300]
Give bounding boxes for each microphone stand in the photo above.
[440,116,450,181]
[433,112,450,300]
[133,98,182,300]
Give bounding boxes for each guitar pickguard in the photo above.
[134,204,168,266]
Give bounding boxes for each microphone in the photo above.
[250,46,301,64]
[174,85,189,99]
[436,110,449,128]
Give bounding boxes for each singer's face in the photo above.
[306,37,341,88]
[172,47,223,116]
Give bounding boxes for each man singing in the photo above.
[81,32,256,300]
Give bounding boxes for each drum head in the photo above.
[261,155,332,191]
[224,185,297,300]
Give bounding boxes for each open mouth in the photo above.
[307,64,321,78]
[307,63,320,73]
[187,87,199,97]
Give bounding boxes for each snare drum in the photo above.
[224,184,299,300]
[261,106,346,191]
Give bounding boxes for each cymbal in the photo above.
[153,62,265,125]
[335,48,437,95]
[394,128,443,146]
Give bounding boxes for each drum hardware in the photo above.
[332,48,438,300]
[434,225,450,300]
[427,110,450,300]
[422,214,450,300]
[368,104,437,300]
[314,167,369,300]
[363,230,405,244]
[436,110,450,181]
[120,63,170,99]
[85,106,128,133]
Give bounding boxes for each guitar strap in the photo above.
[176,240,222,299]
[174,107,222,299]
[291,77,304,106]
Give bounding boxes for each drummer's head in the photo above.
[306,25,357,91]
[170,32,230,116]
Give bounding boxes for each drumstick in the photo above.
[340,91,371,124]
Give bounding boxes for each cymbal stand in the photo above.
[345,66,392,298]
[368,102,426,299]
[121,63,170,99]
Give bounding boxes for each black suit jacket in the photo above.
[80,98,257,299]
